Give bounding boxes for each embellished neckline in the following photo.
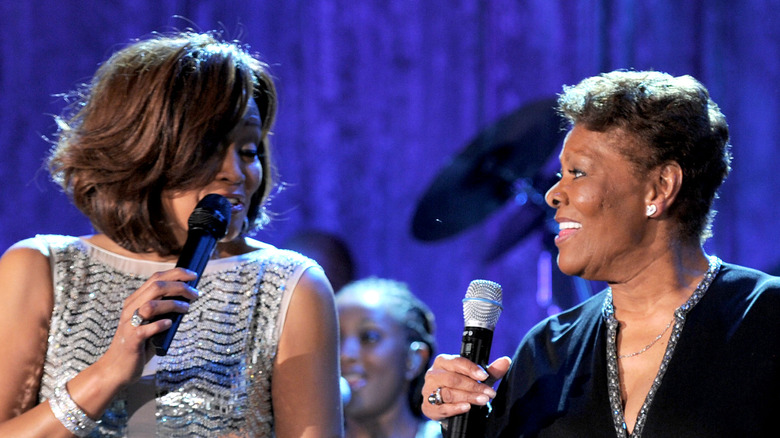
[77,236,271,277]
[602,255,722,438]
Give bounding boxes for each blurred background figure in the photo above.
[286,229,356,292]
[337,277,442,438]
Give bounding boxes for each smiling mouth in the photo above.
[555,221,581,242]
[342,373,367,391]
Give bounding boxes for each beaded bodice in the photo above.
[37,234,315,437]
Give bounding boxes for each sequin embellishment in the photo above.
[603,256,721,438]
[38,235,313,437]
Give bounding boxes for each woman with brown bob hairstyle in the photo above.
[0,31,342,437]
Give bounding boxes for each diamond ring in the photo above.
[130,308,145,327]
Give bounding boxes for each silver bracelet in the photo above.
[49,378,100,437]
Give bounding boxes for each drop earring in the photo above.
[646,204,657,217]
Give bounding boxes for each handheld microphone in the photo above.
[445,279,503,438]
[150,193,232,356]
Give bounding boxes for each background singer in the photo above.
[421,70,780,437]
[337,277,442,438]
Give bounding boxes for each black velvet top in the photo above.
[485,262,780,437]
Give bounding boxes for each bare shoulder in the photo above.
[272,261,342,437]
[282,264,337,330]
[0,237,54,317]
[0,238,52,289]
[279,264,337,347]
[0,238,54,418]
[296,265,335,302]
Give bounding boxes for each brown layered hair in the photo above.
[48,31,278,256]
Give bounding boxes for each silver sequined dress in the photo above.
[36,234,318,437]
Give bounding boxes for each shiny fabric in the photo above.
[486,261,780,437]
[37,234,317,437]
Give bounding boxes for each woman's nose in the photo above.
[340,336,360,361]
[217,149,245,184]
[545,181,564,208]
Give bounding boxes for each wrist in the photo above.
[49,377,101,436]
[64,358,127,420]
[91,351,135,390]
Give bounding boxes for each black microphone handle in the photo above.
[445,326,494,438]
[150,228,218,356]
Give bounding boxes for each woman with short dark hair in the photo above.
[422,70,779,437]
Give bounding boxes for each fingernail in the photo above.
[484,387,496,398]
[475,394,489,404]
[475,367,489,380]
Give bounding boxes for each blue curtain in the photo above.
[1,0,778,356]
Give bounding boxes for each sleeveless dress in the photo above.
[35,234,319,437]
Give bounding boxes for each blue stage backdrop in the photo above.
[1,0,779,358]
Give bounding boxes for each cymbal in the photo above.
[481,190,553,262]
[411,98,566,241]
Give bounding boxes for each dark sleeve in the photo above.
[485,293,615,438]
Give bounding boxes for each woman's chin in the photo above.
[556,258,584,278]
[215,232,249,257]
[220,223,245,243]
[220,233,239,243]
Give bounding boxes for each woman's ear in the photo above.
[646,161,683,216]
[406,341,430,380]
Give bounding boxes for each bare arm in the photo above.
[0,238,199,437]
[272,267,343,438]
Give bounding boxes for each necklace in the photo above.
[618,316,675,359]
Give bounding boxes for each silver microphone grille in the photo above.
[462,279,503,330]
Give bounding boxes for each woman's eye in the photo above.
[359,330,382,344]
[569,168,585,178]
[239,146,260,159]
[555,169,584,179]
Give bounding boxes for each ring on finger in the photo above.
[427,387,444,406]
[130,308,146,327]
